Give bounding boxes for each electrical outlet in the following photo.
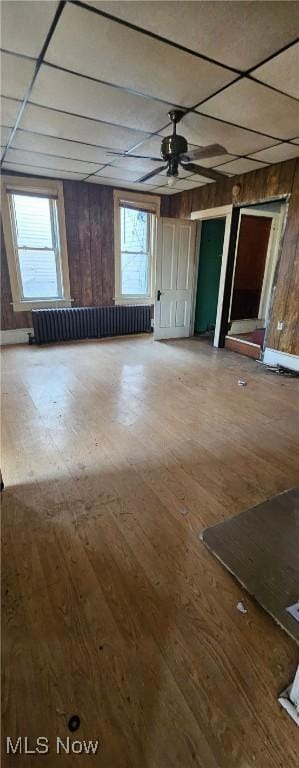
[277,321,284,331]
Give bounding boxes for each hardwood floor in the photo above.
[1,335,298,768]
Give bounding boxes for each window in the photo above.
[114,190,160,304]
[120,207,151,297]
[9,193,62,300]
[1,176,71,311]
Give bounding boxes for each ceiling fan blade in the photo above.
[180,144,227,163]
[180,163,226,182]
[106,151,162,162]
[136,165,168,183]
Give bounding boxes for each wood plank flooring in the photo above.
[1,335,299,768]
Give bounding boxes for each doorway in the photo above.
[190,205,233,347]
[230,214,272,323]
[226,200,285,358]
[194,218,226,338]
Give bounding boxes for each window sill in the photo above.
[12,298,73,312]
[115,297,154,306]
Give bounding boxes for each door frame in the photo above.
[228,205,286,335]
[190,205,233,347]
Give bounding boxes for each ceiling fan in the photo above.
[108,109,228,186]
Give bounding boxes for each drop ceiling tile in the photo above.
[5,148,100,175]
[215,158,268,175]
[141,186,161,193]
[31,65,174,133]
[1,51,35,100]
[46,3,236,107]
[121,163,195,179]
[165,112,278,156]
[152,186,180,195]
[11,130,112,164]
[252,43,299,101]
[158,167,202,180]
[174,177,212,189]
[19,104,150,150]
[148,176,208,192]
[1,1,59,57]
[195,152,238,167]
[94,168,176,187]
[248,143,299,164]
[92,1,299,70]
[86,176,159,192]
[0,96,22,126]
[2,162,85,180]
[95,164,181,185]
[85,176,123,186]
[142,174,181,187]
[95,166,142,182]
[127,135,165,159]
[199,79,299,140]
[110,156,164,174]
[0,126,12,145]
[136,171,197,186]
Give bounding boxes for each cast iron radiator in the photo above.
[32,305,152,344]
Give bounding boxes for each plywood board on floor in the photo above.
[201,488,299,644]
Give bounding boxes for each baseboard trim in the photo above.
[262,347,299,372]
[0,328,33,346]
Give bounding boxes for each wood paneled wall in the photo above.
[161,158,299,356]
[266,161,299,354]
[1,162,298,354]
[62,181,114,308]
[0,180,115,331]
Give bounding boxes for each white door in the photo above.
[154,217,197,340]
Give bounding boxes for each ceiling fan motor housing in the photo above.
[161,134,188,161]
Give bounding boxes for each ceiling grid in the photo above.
[0,0,298,192]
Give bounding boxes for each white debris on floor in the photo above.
[236,601,248,614]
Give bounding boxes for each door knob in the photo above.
[157,289,162,301]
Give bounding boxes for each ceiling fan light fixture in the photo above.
[167,175,178,188]
[133,110,228,185]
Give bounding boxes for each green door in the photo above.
[194,218,225,333]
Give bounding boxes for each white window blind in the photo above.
[120,206,152,297]
[9,193,62,300]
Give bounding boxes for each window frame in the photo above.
[114,189,160,305]
[1,175,72,311]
